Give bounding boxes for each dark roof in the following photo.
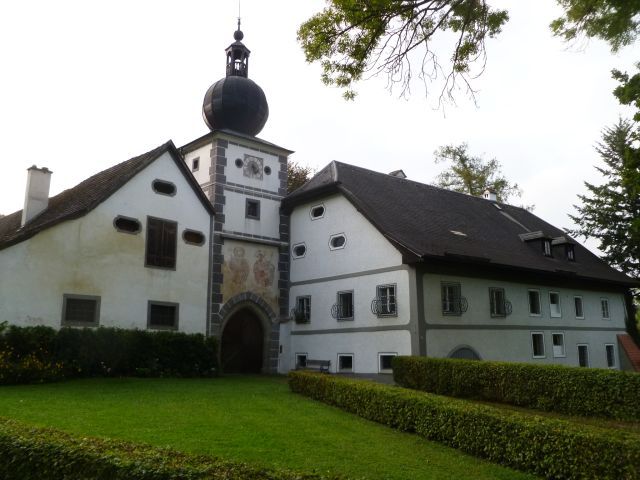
[0,141,213,252]
[283,161,637,287]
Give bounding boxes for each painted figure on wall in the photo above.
[222,240,280,313]
[228,246,249,290]
[253,250,275,288]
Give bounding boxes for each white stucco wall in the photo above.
[422,273,627,369]
[278,193,412,373]
[0,151,212,334]
[223,190,280,239]
[289,269,411,331]
[289,194,404,282]
[182,143,211,186]
[224,143,281,192]
[282,329,412,374]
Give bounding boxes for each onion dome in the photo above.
[202,20,269,136]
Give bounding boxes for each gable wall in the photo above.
[0,152,211,333]
[281,194,416,373]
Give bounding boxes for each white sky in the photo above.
[0,1,636,253]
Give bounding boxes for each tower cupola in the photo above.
[202,20,269,137]
[226,20,250,77]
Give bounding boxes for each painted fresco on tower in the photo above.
[222,239,279,313]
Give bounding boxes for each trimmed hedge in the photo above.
[289,371,640,480]
[0,417,343,480]
[0,324,217,385]
[392,356,640,421]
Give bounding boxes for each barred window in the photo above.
[489,287,506,317]
[441,282,462,316]
[376,284,397,316]
[62,295,100,327]
[336,291,354,320]
[148,301,179,330]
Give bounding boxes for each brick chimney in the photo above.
[21,165,52,226]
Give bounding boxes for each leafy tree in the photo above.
[299,1,639,101]
[297,0,509,101]
[568,119,640,280]
[612,62,640,122]
[550,0,640,52]
[433,143,522,202]
[287,160,315,193]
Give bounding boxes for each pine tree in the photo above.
[568,120,640,280]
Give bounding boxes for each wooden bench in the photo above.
[297,359,331,373]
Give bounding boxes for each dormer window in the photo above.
[566,244,575,261]
[310,204,325,220]
[543,240,552,257]
[152,180,176,197]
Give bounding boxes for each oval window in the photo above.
[183,229,205,246]
[329,234,346,250]
[310,205,325,219]
[152,180,176,196]
[264,165,272,175]
[114,216,141,234]
[235,158,243,168]
[292,243,307,258]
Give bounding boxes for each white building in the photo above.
[0,142,213,334]
[0,25,638,374]
[280,161,638,373]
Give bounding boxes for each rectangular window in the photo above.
[549,292,561,318]
[601,298,610,320]
[574,296,584,319]
[336,291,354,321]
[578,344,590,367]
[605,344,616,368]
[528,290,541,316]
[378,353,397,374]
[489,287,506,317]
[543,240,552,257]
[294,296,311,323]
[338,354,353,372]
[552,332,565,358]
[245,198,260,220]
[146,217,177,269]
[62,294,100,327]
[441,282,462,316]
[376,284,397,316]
[148,301,179,330]
[295,353,308,369]
[192,157,199,172]
[531,332,545,358]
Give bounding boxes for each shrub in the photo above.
[0,417,343,480]
[289,371,640,480]
[392,356,640,421]
[0,326,218,385]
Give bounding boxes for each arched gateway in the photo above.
[221,309,263,373]
[218,293,280,374]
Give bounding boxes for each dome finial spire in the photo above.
[202,5,269,136]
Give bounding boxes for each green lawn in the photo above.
[0,376,536,480]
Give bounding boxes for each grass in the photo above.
[0,375,536,480]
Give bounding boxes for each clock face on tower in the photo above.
[242,154,264,180]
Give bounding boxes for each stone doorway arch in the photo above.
[218,292,280,374]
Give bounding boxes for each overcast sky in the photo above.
[0,1,636,253]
